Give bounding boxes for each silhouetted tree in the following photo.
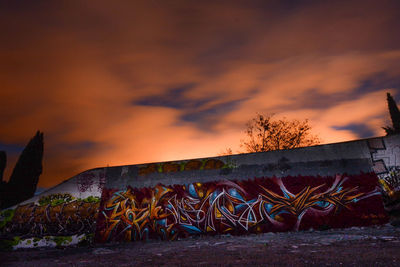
[0,151,6,202]
[383,93,400,135]
[0,131,44,209]
[218,148,233,156]
[240,114,320,152]
[0,151,6,182]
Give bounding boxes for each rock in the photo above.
[92,248,115,255]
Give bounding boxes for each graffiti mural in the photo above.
[96,173,387,242]
[76,169,106,193]
[368,137,400,199]
[1,194,100,239]
[138,159,226,176]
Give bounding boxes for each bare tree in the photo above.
[240,114,320,152]
[218,148,233,156]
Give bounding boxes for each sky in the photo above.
[1,0,400,188]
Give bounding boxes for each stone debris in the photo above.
[92,248,115,255]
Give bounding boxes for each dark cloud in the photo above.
[286,74,400,112]
[0,143,24,154]
[332,123,376,139]
[133,84,210,109]
[180,99,246,130]
[353,74,400,99]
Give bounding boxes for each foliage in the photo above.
[240,113,320,152]
[383,93,400,135]
[219,148,233,156]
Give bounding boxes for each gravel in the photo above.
[2,224,400,266]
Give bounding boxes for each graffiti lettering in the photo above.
[96,173,387,242]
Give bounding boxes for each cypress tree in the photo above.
[383,93,400,135]
[0,151,5,181]
[1,131,44,209]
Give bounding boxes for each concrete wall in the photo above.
[96,173,386,242]
[0,168,105,249]
[1,135,399,249]
[103,137,375,190]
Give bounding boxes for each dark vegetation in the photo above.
[383,92,400,135]
[0,131,44,209]
[240,114,320,152]
[222,114,321,155]
[223,92,400,155]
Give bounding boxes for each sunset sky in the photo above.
[1,0,400,188]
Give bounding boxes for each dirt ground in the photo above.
[1,224,400,267]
